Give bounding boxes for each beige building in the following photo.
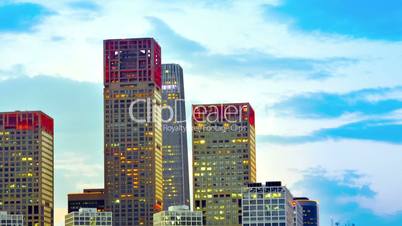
[192,103,256,225]
[0,111,54,226]
[103,38,163,225]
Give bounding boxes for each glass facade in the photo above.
[161,64,190,209]
[293,198,319,226]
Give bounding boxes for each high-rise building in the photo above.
[192,103,256,225]
[161,64,190,209]
[65,208,112,226]
[104,38,163,226]
[68,188,105,213]
[293,198,319,226]
[0,111,54,226]
[153,205,203,226]
[241,182,303,226]
[0,211,24,226]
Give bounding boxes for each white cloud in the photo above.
[257,139,402,215]
[55,153,103,178]
[365,89,402,102]
[54,152,104,216]
[1,0,401,93]
[258,113,365,136]
[0,64,27,80]
[74,182,104,191]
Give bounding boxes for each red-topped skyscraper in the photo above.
[103,38,163,225]
[192,103,256,225]
[0,111,54,226]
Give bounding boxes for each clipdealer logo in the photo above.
[129,98,187,133]
[192,104,246,123]
[128,99,249,132]
[128,98,185,123]
[192,104,249,132]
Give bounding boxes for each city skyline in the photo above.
[1,1,402,226]
[0,41,314,226]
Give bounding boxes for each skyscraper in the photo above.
[192,103,256,225]
[293,198,319,226]
[68,188,105,213]
[161,64,190,209]
[0,111,54,226]
[242,182,303,226]
[104,38,163,225]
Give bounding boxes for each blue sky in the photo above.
[0,0,402,225]
[267,0,402,40]
[272,87,402,118]
[295,169,402,226]
[0,2,51,32]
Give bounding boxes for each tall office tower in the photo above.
[65,208,112,226]
[293,198,319,226]
[241,182,303,226]
[0,211,24,226]
[104,38,163,226]
[161,64,190,209]
[153,205,203,226]
[192,103,256,225]
[68,188,105,213]
[0,111,54,226]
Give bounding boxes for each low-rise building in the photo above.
[65,208,112,226]
[153,205,203,226]
[68,188,105,213]
[242,181,303,226]
[0,211,24,226]
[293,197,319,226]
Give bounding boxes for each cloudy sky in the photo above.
[1,0,402,225]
